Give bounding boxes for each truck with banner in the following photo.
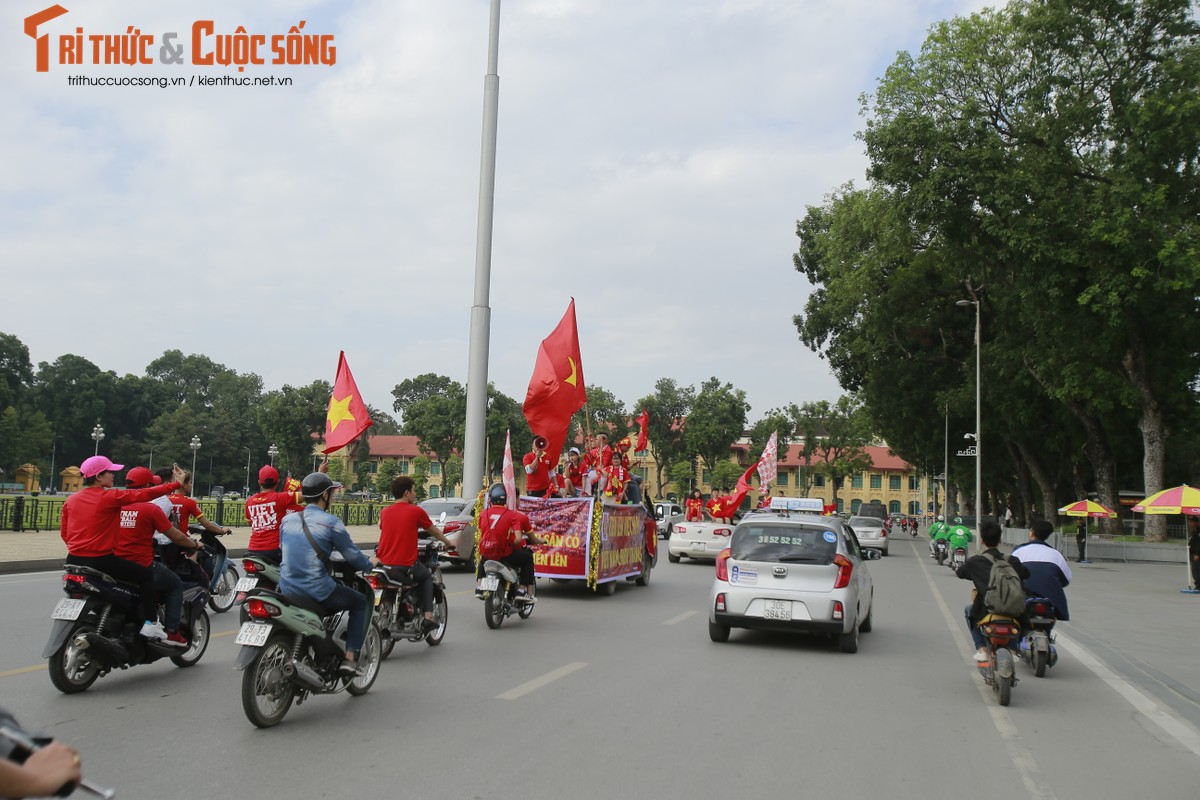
[477,495,657,595]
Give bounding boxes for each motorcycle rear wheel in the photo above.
[484,589,505,629]
[995,649,1013,706]
[241,635,294,728]
[377,599,396,659]
[1033,648,1048,678]
[347,626,381,696]
[208,565,239,613]
[48,623,100,694]
[426,592,448,645]
[171,608,210,667]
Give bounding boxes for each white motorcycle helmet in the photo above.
[937,514,944,521]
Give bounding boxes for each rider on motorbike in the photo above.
[278,471,373,676]
[956,521,1030,662]
[60,457,185,641]
[946,518,973,558]
[375,475,456,632]
[244,465,303,565]
[475,484,545,602]
[929,515,949,557]
[1011,519,1071,627]
[116,466,205,647]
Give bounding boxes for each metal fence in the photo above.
[1,496,387,532]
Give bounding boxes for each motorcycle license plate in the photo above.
[763,600,792,621]
[234,622,272,647]
[234,576,258,592]
[480,576,499,592]
[51,598,85,621]
[373,588,383,606]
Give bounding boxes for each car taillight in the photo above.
[832,600,844,621]
[443,520,464,534]
[715,548,732,581]
[714,528,732,537]
[880,529,887,538]
[675,524,688,534]
[833,554,853,589]
[245,599,281,620]
[243,560,260,574]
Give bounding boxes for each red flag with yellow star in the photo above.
[522,299,587,460]
[322,351,373,454]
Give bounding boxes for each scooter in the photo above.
[977,613,1021,706]
[234,562,380,728]
[481,558,535,629]
[1015,596,1059,677]
[163,526,238,613]
[367,540,449,657]
[934,538,949,565]
[236,555,281,622]
[951,545,968,570]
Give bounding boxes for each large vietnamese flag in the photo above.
[322,351,373,454]
[522,299,587,460]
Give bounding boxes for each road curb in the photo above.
[0,542,381,576]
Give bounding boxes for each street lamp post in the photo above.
[957,298,982,553]
[244,447,251,496]
[91,423,105,456]
[268,443,279,467]
[148,444,158,472]
[189,436,201,498]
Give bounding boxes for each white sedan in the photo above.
[667,519,735,562]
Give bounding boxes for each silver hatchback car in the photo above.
[708,514,878,653]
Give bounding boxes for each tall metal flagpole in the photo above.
[462,0,502,501]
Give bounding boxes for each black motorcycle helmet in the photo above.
[487,483,507,506]
[301,472,342,500]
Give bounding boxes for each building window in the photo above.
[429,484,441,498]
[908,501,921,515]
[431,462,441,476]
[702,470,710,484]
[399,461,409,475]
[909,476,921,490]
[778,473,789,487]
[813,474,825,487]
[889,500,901,513]
[370,462,378,474]
[870,474,882,490]
[851,475,863,489]
[889,475,901,491]
[850,498,862,513]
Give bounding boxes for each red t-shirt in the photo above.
[60,483,180,557]
[112,502,173,567]
[685,498,703,521]
[244,490,302,551]
[478,506,532,559]
[522,451,552,493]
[167,494,204,532]
[376,502,434,567]
[566,461,584,489]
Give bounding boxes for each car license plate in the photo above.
[692,542,707,551]
[51,598,85,621]
[763,600,792,621]
[235,576,258,592]
[480,576,499,591]
[234,622,273,647]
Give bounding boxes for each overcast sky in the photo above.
[3,0,994,422]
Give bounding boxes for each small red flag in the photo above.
[322,351,373,454]
[522,299,587,460]
[635,408,649,452]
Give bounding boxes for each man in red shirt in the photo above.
[375,476,455,631]
[115,467,203,647]
[243,465,302,564]
[61,456,184,639]
[162,470,233,539]
[475,484,544,601]
[522,437,553,498]
[583,433,614,496]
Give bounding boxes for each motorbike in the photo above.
[481,557,535,629]
[1016,596,1059,677]
[166,525,238,613]
[910,520,918,537]
[0,710,116,799]
[234,561,381,728]
[934,538,949,565]
[367,540,448,657]
[235,555,281,621]
[977,613,1021,706]
[42,537,216,694]
[951,545,967,570]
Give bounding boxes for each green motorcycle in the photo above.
[234,566,381,728]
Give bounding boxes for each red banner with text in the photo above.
[520,496,595,580]
[597,503,648,582]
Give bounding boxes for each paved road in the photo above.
[3,536,1199,799]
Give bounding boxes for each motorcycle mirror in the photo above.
[437,512,447,524]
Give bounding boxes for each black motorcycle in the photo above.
[934,538,949,565]
[481,557,535,629]
[42,534,218,694]
[0,709,115,798]
[367,540,448,657]
[1015,596,1059,677]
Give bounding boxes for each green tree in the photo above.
[572,384,627,442]
[410,455,431,502]
[375,459,403,497]
[0,406,53,478]
[792,398,873,508]
[636,379,695,499]
[258,380,331,477]
[392,374,466,495]
[0,332,33,412]
[684,378,749,480]
[668,460,697,498]
[32,354,120,469]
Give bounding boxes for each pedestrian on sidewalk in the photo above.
[1188,517,1200,590]
[1076,519,1089,563]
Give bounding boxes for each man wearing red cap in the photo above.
[159,469,233,541]
[244,465,302,565]
[116,467,203,647]
[60,457,184,640]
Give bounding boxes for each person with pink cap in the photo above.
[243,465,303,565]
[60,456,185,640]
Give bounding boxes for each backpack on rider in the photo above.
[983,553,1027,616]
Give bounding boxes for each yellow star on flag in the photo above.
[326,394,356,431]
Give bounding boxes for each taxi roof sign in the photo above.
[767,497,825,513]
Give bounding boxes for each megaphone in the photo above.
[533,435,548,451]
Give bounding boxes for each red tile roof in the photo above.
[779,444,911,471]
[363,435,424,459]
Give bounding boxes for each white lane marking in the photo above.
[663,610,698,625]
[0,571,65,584]
[912,539,1059,800]
[497,662,588,700]
[1056,632,1200,759]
